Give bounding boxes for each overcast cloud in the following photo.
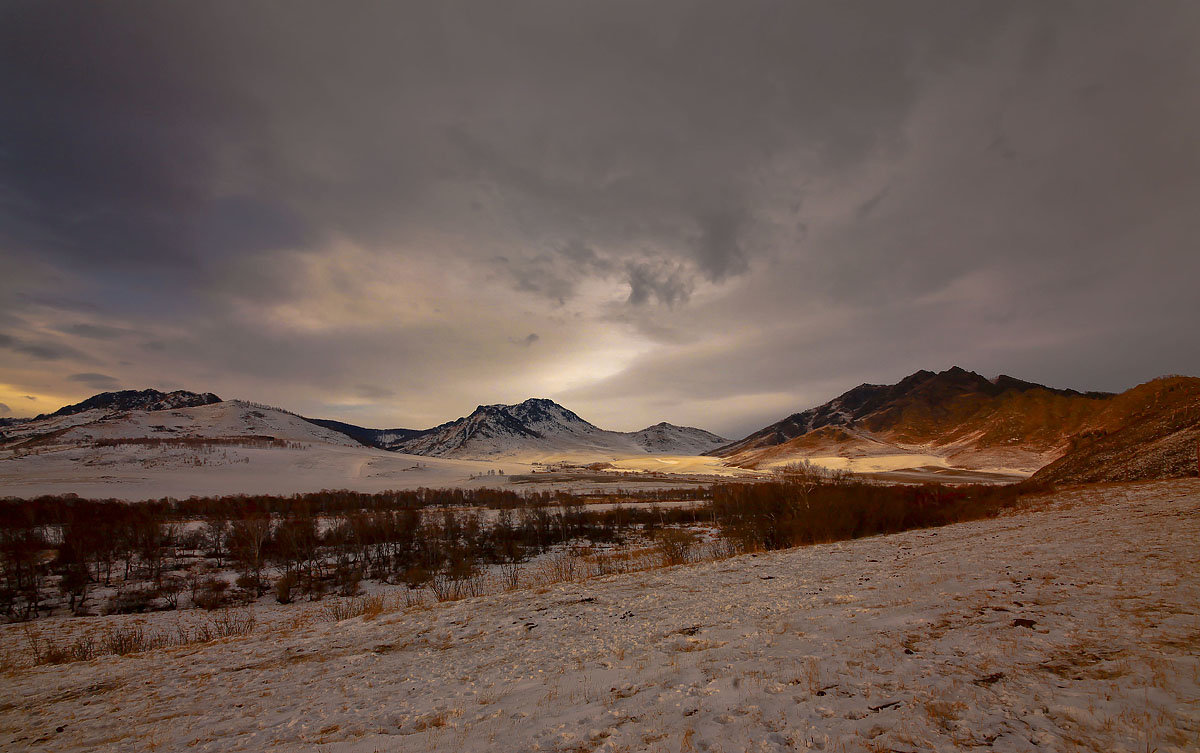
[1,1,1197,437]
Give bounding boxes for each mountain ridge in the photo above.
[7,372,1196,481]
[2,391,728,460]
[708,367,1200,478]
[387,397,728,458]
[42,388,223,419]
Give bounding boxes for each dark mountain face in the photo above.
[43,389,222,419]
[301,417,426,450]
[709,367,1112,457]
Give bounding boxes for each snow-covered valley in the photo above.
[3,480,1197,752]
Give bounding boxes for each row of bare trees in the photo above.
[712,464,1042,552]
[0,491,708,620]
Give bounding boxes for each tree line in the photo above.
[0,488,709,620]
[0,472,1045,622]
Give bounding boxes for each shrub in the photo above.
[102,625,153,655]
[103,587,158,615]
[274,573,298,604]
[234,573,261,594]
[322,594,385,621]
[193,577,230,610]
[207,608,256,638]
[655,529,696,566]
[402,566,431,589]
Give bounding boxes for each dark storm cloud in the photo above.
[0,1,1012,302]
[0,333,88,361]
[67,373,121,390]
[1,1,1197,432]
[626,262,693,307]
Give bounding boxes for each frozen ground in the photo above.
[0,441,528,500]
[2,480,1198,752]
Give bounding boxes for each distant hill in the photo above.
[0,398,361,452]
[629,422,728,454]
[42,389,222,418]
[301,417,427,450]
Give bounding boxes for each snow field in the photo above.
[1,479,1197,752]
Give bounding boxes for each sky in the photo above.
[1,1,1198,439]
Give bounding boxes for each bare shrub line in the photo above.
[20,607,258,666]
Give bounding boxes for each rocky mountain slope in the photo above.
[1029,376,1200,484]
[710,367,1115,471]
[712,368,1200,480]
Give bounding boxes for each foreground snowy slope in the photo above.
[3,480,1197,752]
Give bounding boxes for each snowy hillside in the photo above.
[2,399,361,450]
[0,400,524,500]
[4,480,1196,752]
[393,398,727,459]
[0,394,740,500]
[630,422,728,454]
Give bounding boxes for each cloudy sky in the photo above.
[1,1,1197,438]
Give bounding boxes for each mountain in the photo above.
[390,398,727,459]
[630,422,729,454]
[41,389,222,419]
[1,397,362,452]
[710,367,1115,472]
[1029,376,1200,484]
[3,391,727,461]
[302,417,426,450]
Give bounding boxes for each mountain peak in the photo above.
[709,367,1112,460]
[389,398,724,458]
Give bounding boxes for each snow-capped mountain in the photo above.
[390,398,727,459]
[2,391,728,462]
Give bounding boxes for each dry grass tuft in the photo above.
[321,594,387,622]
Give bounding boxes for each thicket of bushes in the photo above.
[713,464,1046,551]
[0,472,1047,623]
[0,488,708,620]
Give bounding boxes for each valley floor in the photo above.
[3,480,1198,753]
